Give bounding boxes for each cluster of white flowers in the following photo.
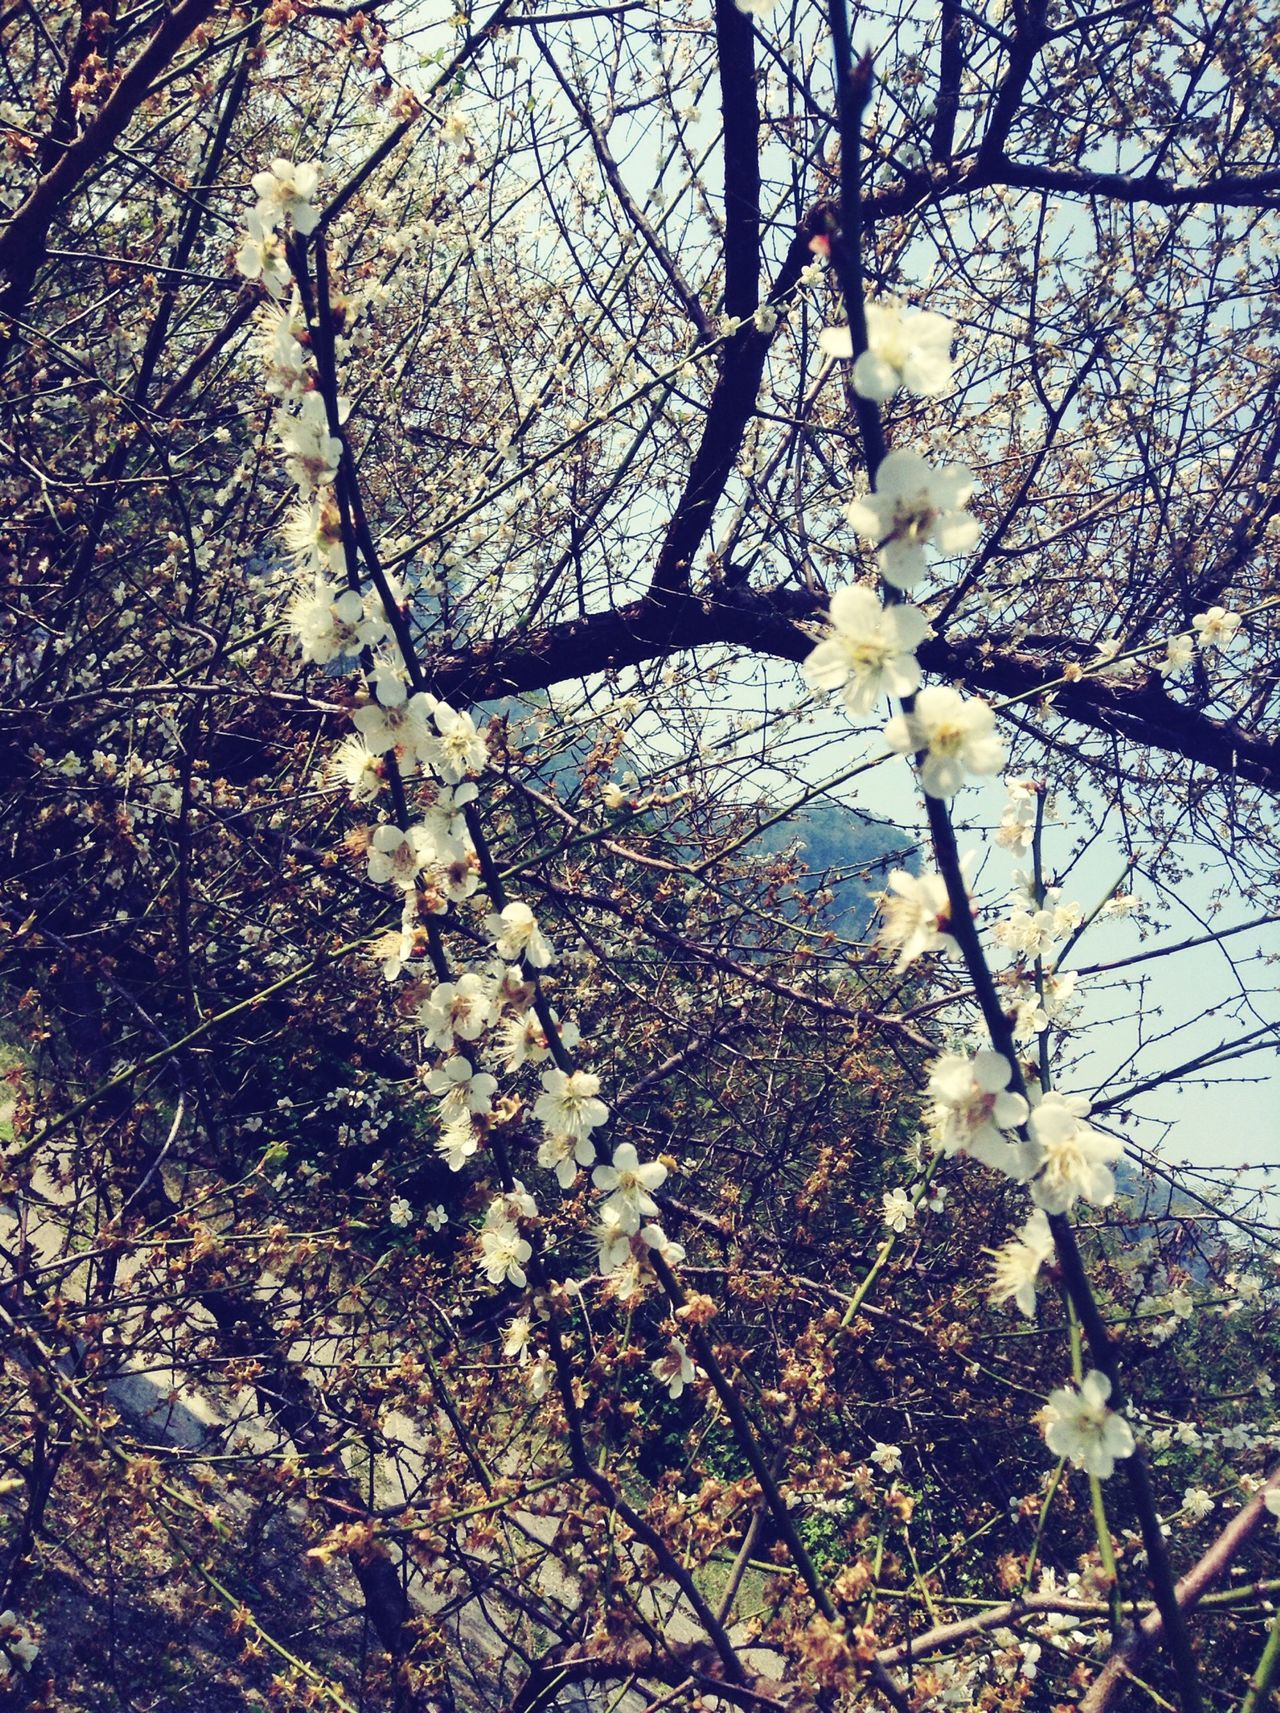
[994,778,1039,853]
[0,1609,38,1683]
[803,301,1002,799]
[237,158,321,299]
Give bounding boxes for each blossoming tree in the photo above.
[0,0,1278,1708]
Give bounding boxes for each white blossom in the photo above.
[1159,633,1195,675]
[534,1068,608,1141]
[366,822,435,890]
[1181,1486,1215,1522]
[819,299,954,400]
[353,691,439,766]
[426,1055,497,1120]
[0,1611,38,1679]
[876,867,959,970]
[884,685,1004,798]
[593,1142,667,1233]
[993,907,1059,960]
[327,735,383,803]
[988,1209,1056,1318]
[847,451,979,590]
[651,1338,697,1399]
[882,1187,915,1232]
[479,1220,531,1288]
[388,1195,412,1228]
[236,209,290,297]
[503,1314,532,1363]
[436,1113,479,1172]
[251,157,321,234]
[416,975,495,1050]
[432,703,488,782]
[1025,1091,1123,1214]
[803,585,929,714]
[926,1049,1029,1174]
[278,391,343,495]
[537,1129,597,1188]
[1192,605,1242,649]
[487,900,555,968]
[1041,1370,1135,1478]
[870,1441,903,1474]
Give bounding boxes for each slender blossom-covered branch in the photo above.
[823,4,1206,1708]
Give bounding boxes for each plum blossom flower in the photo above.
[882,1187,915,1232]
[427,1055,497,1120]
[870,1441,903,1474]
[353,691,439,766]
[593,1142,667,1233]
[803,585,929,714]
[0,1610,38,1680]
[425,1204,448,1231]
[1159,633,1195,675]
[1192,605,1242,649]
[416,783,476,866]
[1181,1486,1215,1522]
[876,868,960,970]
[251,158,321,234]
[478,1220,531,1288]
[416,975,495,1050]
[534,1068,608,1140]
[651,1338,697,1399]
[884,685,1004,798]
[487,1181,538,1227]
[595,1203,633,1273]
[537,1129,597,1189]
[819,299,954,400]
[498,1009,556,1071]
[236,210,291,297]
[528,1351,553,1399]
[642,1223,687,1267]
[278,392,343,494]
[847,451,979,589]
[1025,1091,1123,1213]
[926,1049,1029,1174]
[367,822,435,889]
[995,779,1039,853]
[328,735,382,803]
[487,900,555,968]
[436,1113,479,1172]
[1041,1370,1135,1478]
[988,1209,1056,1317]
[259,304,311,399]
[288,585,370,665]
[993,907,1060,960]
[503,1314,532,1363]
[388,1196,412,1228]
[432,704,488,782]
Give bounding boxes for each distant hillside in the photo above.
[750,800,912,935]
